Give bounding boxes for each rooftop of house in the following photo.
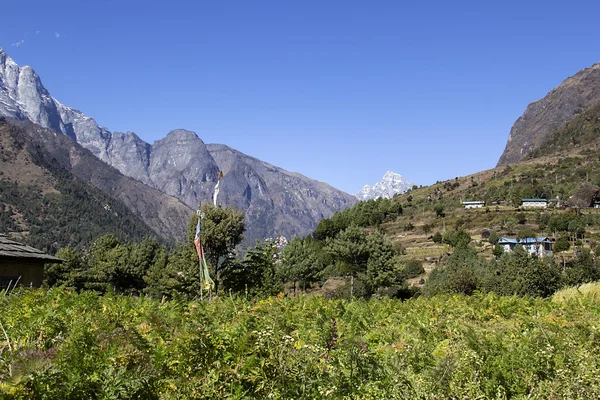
[498,237,553,244]
[0,234,62,262]
[521,198,548,202]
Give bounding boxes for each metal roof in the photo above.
[498,237,552,244]
[521,198,547,202]
[0,234,62,262]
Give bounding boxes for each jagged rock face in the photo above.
[149,130,219,207]
[106,131,152,185]
[0,48,112,159]
[497,63,600,166]
[356,171,414,200]
[207,144,357,244]
[0,47,356,244]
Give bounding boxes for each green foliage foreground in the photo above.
[1,290,600,399]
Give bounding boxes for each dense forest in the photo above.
[0,179,157,255]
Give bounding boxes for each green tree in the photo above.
[365,230,400,290]
[80,234,123,293]
[399,260,425,280]
[517,228,537,239]
[188,204,245,292]
[221,239,282,297]
[564,249,600,286]
[505,219,517,236]
[554,236,570,253]
[144,243,199,299]
[493,243,505,258]
[488,231,499,245]
[442,229,471,248]
[81,235,159,295]
[129,238,167,293]
[279,237,323,293]
[44,246,84,288]
[324,225,370,278]
[423,246,480,296]
[422,223,434,235]
[493,246,562,297]
[434,203,445,218]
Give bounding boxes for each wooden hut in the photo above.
[0,234,62,289]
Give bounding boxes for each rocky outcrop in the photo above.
[0,48,113,159]
[497,63,600,166]
[207,144,357,244]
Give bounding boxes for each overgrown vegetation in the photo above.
[2,289,600,399]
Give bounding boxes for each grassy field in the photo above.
[1,289,600,399]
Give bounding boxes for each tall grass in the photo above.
[553,281,600,303]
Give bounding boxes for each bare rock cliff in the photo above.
[497,63,600,166]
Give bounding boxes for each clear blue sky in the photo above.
[2,0,600,194]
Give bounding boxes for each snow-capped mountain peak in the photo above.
[355,171,414,200]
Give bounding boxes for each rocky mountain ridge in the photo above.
[497,62,600,166]
[0,48,356,243]
[355,171,414,201]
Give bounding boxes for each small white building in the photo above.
[521,198,547,208]
[462,200,485,209]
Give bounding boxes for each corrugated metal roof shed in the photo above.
[0,234,62,262]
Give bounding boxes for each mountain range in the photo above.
[0,47,356,247]
[0,117,189,252]
[355,171,414,201]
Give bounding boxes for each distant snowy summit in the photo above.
[355,171,415,201]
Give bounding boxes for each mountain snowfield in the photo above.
[355,171,414,200]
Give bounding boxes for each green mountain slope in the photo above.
[0,119,164,253]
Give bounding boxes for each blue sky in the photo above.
[2,0,600,194]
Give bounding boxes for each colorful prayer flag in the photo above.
[194,212,214,291]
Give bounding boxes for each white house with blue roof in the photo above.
[498,237,553,257]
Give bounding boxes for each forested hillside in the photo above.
[0,120,159,254]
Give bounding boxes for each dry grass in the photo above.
[552,281,600,303]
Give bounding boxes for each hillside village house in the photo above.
[0,234,62,289]
[521,198,548,209]
[498,237,553,257]
[462,200,485,209]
